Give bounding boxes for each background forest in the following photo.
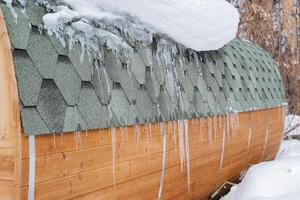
[229,0,300,114]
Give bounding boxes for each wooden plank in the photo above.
[0,180,15,200]
[0,149,15,180]
[0,7,22,200]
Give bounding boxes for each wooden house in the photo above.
[0,2,286,200]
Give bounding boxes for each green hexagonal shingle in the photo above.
[26,1,45,26]
[36,80,68,133]
[26,27,58,79]
[110,85,135,125]
[68,43,92,81]
[77,82,108,129]
[54,56,81,106]
[13,49,42,106]
[1,3,31,49]
[21,106,50,135]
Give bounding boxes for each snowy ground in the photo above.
[222,115,300,200]
[285,115,300,137]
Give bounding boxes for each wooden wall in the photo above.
[0,8,22,200]
[18,107,284,200]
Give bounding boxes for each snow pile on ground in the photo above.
[6,0,239,51]
[285,115,300,136]
[223,139,300,200]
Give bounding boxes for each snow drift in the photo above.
[223,139,300,200]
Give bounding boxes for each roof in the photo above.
[0,2,286,136]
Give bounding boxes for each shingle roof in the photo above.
[0,2,286,135]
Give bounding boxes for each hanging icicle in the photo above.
[178,120,186,172]
[219,116,226,170]
[111,127,117,191]
[247,112,252,152]
[208,117,212,145]
[184,120,191,192]
[158,122,167,200]
[262,121,269,160]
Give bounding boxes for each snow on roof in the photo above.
[52,0,240,51]
[8,0,239,52]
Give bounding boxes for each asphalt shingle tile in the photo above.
[77,82,108,129]
[91,61,113,105]
[63,106,88,132]
[130,51,146,84]
[1,4,30,49]
[110,84,135,125]
[13,49,42,106]
[26,1,45,26]
[36,80,67,133]
[54,56,81,105]
[21,106,50,135]
[68,43,92,81]
[27,27,58,79]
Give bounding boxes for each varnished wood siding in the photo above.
[19,107,284,200]
[0,8,22,200]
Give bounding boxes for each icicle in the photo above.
[111,127,117,191]
[226,113,230,143]
[247,112,252,152]
[99,129,103,143]
[184,120,191,192]
[94,62,104,101]
[125,126,128,138]
[199,118,202,138]
[158,122,167,200]
[74,131,82,151]
[192,118,195,134]
[262,123,269,160]
[172,121,177,155]
[53,133,56,149]
[74,106,82,150]
[178,120,185,172]
[208,117,212,145]
[218,116,222,137]
[230,112,235,135]
[219,117,226,170]
[120,127,125,145]
[60,132,63,145]
[149,123,152,138]
[146,124,151,165]
[134,125,140,153]
[213,116,217,141]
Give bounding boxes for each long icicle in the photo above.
[247,112,252,152]
[184,120,191,192]
[178,120,185,172]
[219,116,226,170]
[262,122,269,161]
[111,127,117,191]
[158,122,167,200]
[208,117,212,145]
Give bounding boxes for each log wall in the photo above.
[18,107,284,200]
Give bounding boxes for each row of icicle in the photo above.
[48,107,285,199]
